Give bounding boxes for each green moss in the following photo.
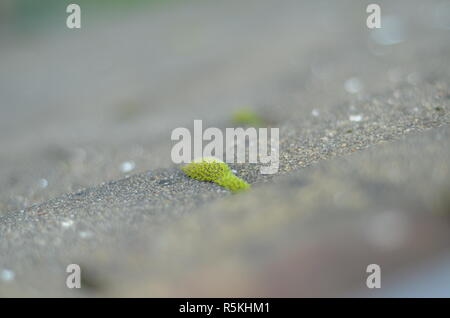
[181,157,250,193]
[232,109,265,127]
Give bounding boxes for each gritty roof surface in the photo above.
[0,0,450,296]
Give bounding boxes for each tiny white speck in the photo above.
[349,114,363,122]
[231,169,238,174]
[311,109,320,117]
[120,161,136,173]
[61,219,74,228]
[0,269,15,282]
[79,231,93,239]
[38,178,48,189]
[344,77,363,94]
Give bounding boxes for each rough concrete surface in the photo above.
[0,0,450,296]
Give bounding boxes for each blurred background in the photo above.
[1,0,450,297]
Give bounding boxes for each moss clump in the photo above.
[181,157,250,193]
[232,109,265,127]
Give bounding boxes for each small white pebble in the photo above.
[38,178,48,189]
[344,77,363,94]
[0,269,15,282]
[120,161,136,173]
[61,219,74,228]
[349,114,363,122]
[311,109,320,117]
[231,169,238,174]
[79,231,93,239]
